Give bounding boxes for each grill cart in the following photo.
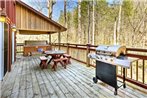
[88,45,138,95]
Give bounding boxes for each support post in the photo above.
[0,22,4,80]
[8,24,11,72]
[67,43,69,54]
[12,31,15,63]
[58,32,61,50]
[14,31,17,61]
[49,34,51,44]
[86,44,90,67]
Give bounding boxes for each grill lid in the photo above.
[96,45,126,57]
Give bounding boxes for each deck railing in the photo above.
[50,43,147,89]
[16,43,147,89]
[16,43,24,53]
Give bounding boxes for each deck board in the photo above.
[1,56,147,98]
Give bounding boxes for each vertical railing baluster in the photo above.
[126,68,127,77]
[86,44,90,67]
[21,46,23,52]
[19,46,20,52]
[121,67,123,75]
[131,62,132,79]
[142,60,145,84]
[136,61,138,81]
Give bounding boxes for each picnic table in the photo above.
[43,50,67,70]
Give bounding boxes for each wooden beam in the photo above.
[49,34,51,44]
[58,32,61,50]
[18,29,58,35]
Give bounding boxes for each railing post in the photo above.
[142,59,145,84]
[86,44,90,67]
[136,61,138,81]
[67,43,69,54]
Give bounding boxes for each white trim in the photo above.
[0,22,4,80]
[12,31,15,63]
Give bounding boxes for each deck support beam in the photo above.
[49,34,51,44]
[58,32,61,50]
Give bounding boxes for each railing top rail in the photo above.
[50,43,146,50]
[16,43,25,46]
[18,43,147,53]
[127,48,147,52]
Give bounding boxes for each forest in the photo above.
[17,0,147,48]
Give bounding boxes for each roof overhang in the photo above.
[18,29,63,35]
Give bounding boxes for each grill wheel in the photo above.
[93,77,98,83]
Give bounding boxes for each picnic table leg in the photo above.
[52,61,57,71]
[47,57,53,64]
[43,60,47,69]
[60,61,64,67]
[61,60,67,69]
[40,60,48,69]
[40,61,42,67]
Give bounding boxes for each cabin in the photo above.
[0,0,147,98]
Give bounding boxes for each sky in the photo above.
[22,0,78,21]
[52,0,78,20]
[22,0,114,21]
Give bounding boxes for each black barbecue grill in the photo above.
[88,45,138,95]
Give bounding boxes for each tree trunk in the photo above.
[64,0,68,43]
[114,17,117,45]
[64,0,67,25]
[87,2,91,44]
[117,3,122,44]
[92,0,95,45]
[48,0,56,19]
[78,0,81,44]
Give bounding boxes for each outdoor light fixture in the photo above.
[0,8,7,22]
[0,15,6,22]
[11,24,17,32]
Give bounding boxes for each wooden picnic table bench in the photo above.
[63,54,71,64]
[39,56,48,69]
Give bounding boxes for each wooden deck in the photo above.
[1,56,147,98]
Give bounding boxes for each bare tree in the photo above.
[78,0,81,44]
[64,0,68,43]
[87,2,90,44]
[64,0,67,26]
[113,17,117,45]
[28,0,47,13]
[47,0,56,19]
[92,0,95,45]
[126,1,147,46]
[113,0,122,45]
[117,1,122,44]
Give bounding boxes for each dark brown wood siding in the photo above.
[6,0,16,24]
[0,0,16,72]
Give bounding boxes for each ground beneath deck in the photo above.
[1,55,147,98]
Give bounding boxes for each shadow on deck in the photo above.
[1,55,147,98]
